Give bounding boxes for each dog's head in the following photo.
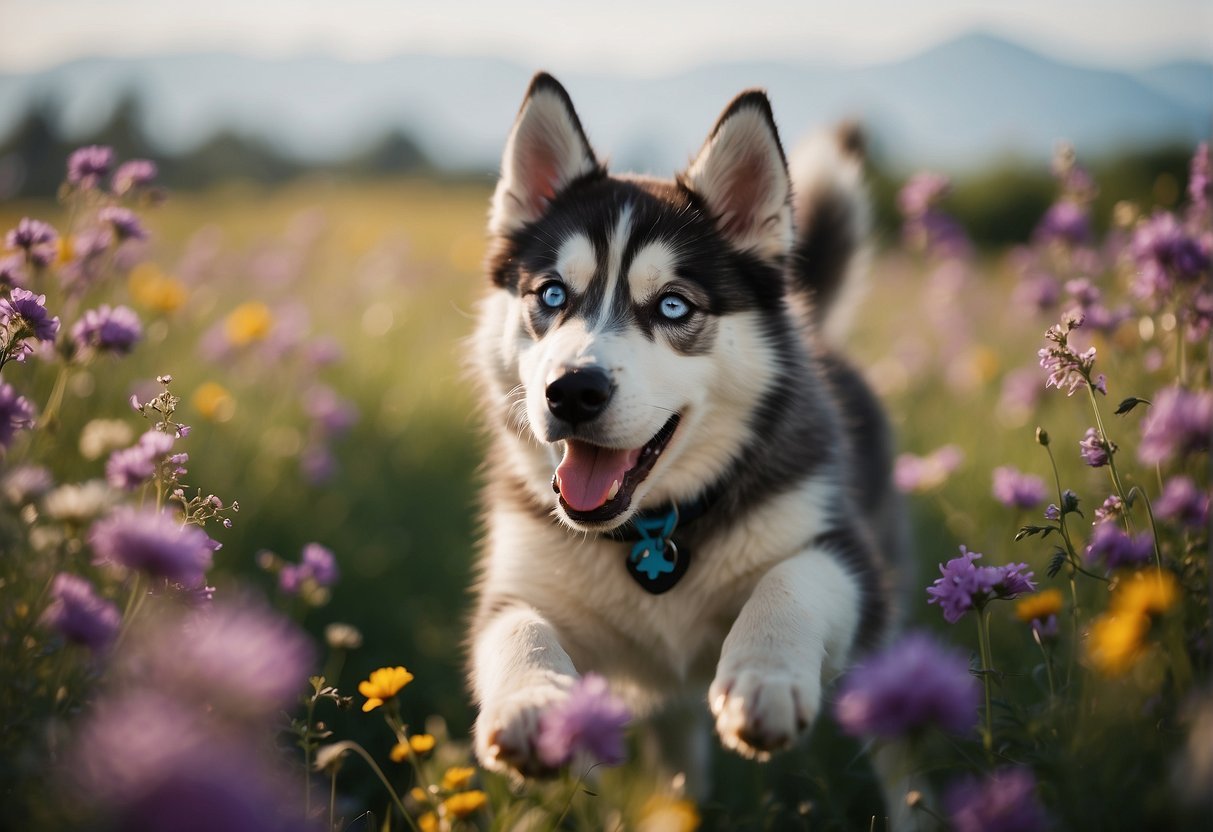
[480,73,793,532]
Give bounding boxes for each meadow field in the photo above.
[0,147,1209,831]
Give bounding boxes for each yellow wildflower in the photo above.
[192,382,235,423]
[1089,572,1179,676]
[358,666,414,712]
[389,733,434,762]
[1015,589,1064,622]
[410,787,429,803]
[1115,572,1179,617]
[129,263,187,313]
[1089,612,1149,676]
[418,811,439,832]
[639,796,701,832]
[440,766,476,791]
[224,301,274,346]
[442,790,487,819]
[56,236,74,265]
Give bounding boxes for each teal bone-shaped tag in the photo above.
[628,508,680,581]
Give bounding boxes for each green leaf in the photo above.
[1114,396,1150,415]
[1047,551,1066,578]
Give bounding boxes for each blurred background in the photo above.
[1,1,1210,826]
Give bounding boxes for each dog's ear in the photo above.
[682,91,792,260]
[489,73,600,236]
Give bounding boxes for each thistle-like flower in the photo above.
[927,546,1036,624]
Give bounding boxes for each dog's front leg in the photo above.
[709,546,862,759]
[471,602,579,776]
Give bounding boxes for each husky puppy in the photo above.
[468,72,902,783]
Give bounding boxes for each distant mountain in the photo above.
[0,31,1209,174]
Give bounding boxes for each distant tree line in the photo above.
[0,94,436,199]
[0,93,1196,250]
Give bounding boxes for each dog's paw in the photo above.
[708,666,820,760]
[474,682,571,777]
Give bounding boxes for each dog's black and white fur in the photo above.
[468,72,903,787]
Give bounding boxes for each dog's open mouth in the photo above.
[552,414,681,523]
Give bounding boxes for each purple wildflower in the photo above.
[304,336,344,367]
[89,507,214,586]
[893,445,964,493]
[111,159,158,196]
[124,599,314,718]
[71,691,307,832]
[898,173,971,259]
[1044,490,1078,521]
[536,673,631,768]
[0,382,37,449]
[998,367,1043,423]
[1138,386,1213,465]
[299,443,338,485]
[58,226,113,291]
[1,287,61,342]
[991,466,1048,510]
[279,543,340,594]
[98,206,148,242]
[5,218,59,267]
[303,385,358,437]
[1094,494,1123,525]
[945,767,1051,832]
[40,573,121,652]
[1031,615,1059,641]
[1038,311,1097,396]
[105,430,175,490]
[1079,427,1112,467]
[898,172,951,217]
[1131,211,1211,305]
[1085,523,1154,571]
[66,145,113,189]
[927,546,1036,624]
[1035,201,1090,246]
[71,304,143,354]
[1012,256,1062,311]
[0,255,27,288]
[1065,278,1128,333]
[834,631,979,738]
[1154,476,1210,528]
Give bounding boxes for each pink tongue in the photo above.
[556,441,641,512]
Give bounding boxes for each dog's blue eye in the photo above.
[539,282,567,310]
[658,293,691,321]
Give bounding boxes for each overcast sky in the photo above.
[3,0,1211,74]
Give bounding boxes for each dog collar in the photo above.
[604,491,716,595]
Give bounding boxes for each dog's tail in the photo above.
[786,123,872,342]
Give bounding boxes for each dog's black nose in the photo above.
[546,367,613,425]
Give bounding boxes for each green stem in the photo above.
[38,365,71,431]
[975,608,995,758]
[305,696,317,820]
[1043,442,1080,571]
[113,573,146,649]
[1035,632,1057,702]
[341,743,420,832]
[1085,383,1134,533]
[384,710,433,813]
[1126,486,1164,575]
[552,766,597,829]
[329,766,337,832]
[1066,576,1079,689]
